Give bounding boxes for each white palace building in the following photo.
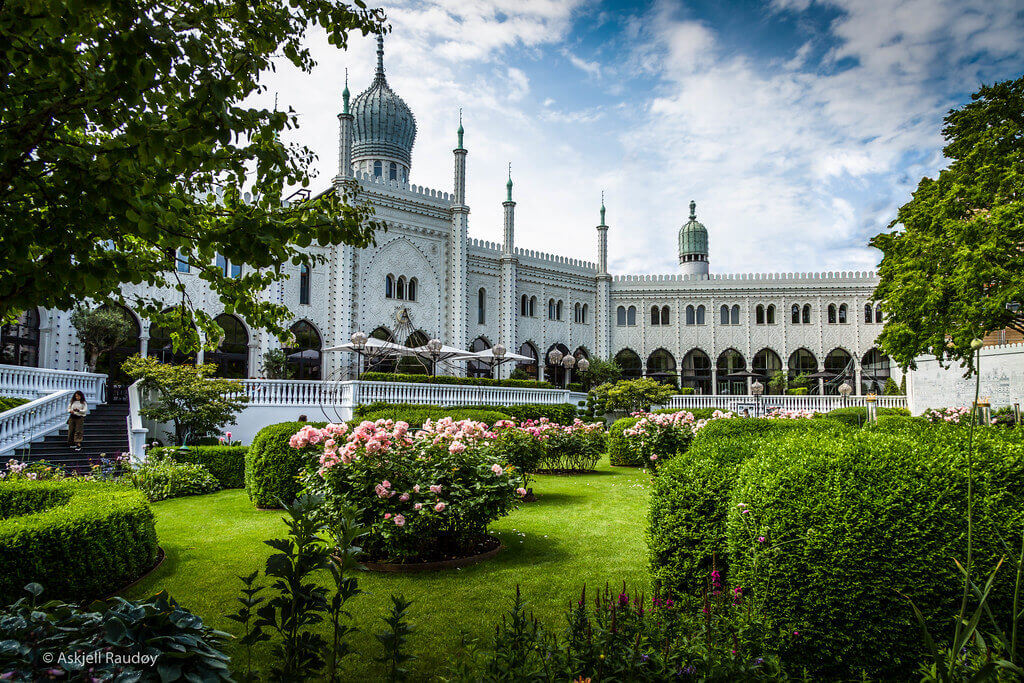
[0,37,895,399]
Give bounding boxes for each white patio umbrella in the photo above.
[324,337,418,356]
[450,348,533,364]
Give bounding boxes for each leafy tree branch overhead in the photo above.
[871,76,1024,374]
[0,0,387,350]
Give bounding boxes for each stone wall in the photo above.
[907,342,1024,414]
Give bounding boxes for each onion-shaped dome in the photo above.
[679,200,709,257]
[351,35,417,167]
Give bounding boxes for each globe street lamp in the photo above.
[427,338,443,376]
[576,357,590,389]
[351,331,368,380]
[561,353,576,389]
[547,349,563,388]
[751,379,764,417]
[838,380,852,408]
[491,343,506,379]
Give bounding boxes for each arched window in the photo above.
[646,348,677,385]
[397,330,430,374]
[545,342,570,385]
[681,349,712,394]
[299,264,310,305]
[92,305,142,397]
[861,347,891,394]
[582,304,588,323]
[209,314,249,379]
[614,349,642,379]
[788,348,818,390]
[529,296,537,317]
[467,337,492,378]
[766,304,776,324]
[696,305,705,325]
[864,303,873,324]
[373,160,382,177]
[686,305,695,326]
[389,162,397,181]
[556,300,563,321]
[720,305,730,325]
[285,321,322,380]
[661,305,670,325]
[824,348,854,394]
[397,276,406,300]
[627,306,637,326]
[478,288,486,324]
[838,304,848,324]
[385,274,395,299]
[756,305,765,325]
[368,327,396,373]
[407,278,417,302]
[651,305,660,326]
[617,306,626,326]
[574,303,581,324]
[802,304,811,324]
[148,307,197,367]
[791,304,800,324]
[548,299,556,320]
[0,309,40,367]
[731,305,740,326]
[521,295,528,316]
[875,304,883,323]
[752,348,783,394]
[827,304,837,324]
[517,342,539,379]
[716,349,747,395]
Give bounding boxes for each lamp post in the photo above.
[751,380,763,417]
[865,393,878,423]
[427,338,443,376]
[491,343,506,379]
[576,357,590,390]
[561,353,576,389]
[548,349,563,387]
[350,331,368,380]
[838,381,852,408]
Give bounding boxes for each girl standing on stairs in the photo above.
[67,391,88,451]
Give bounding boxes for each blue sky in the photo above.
[258,0,1024,275]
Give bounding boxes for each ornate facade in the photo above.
[7,36,893,396]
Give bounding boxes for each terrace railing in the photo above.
[0,364,107,404]
[0,390,74,456]
[665,393,907,413]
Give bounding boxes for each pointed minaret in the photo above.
[503,163,515,254]
[597,190,608,275]
[453,108,467,204]
[595,192,612,359]
[498,163,518,379]
[447,111,470,350]
[337,68,353,177]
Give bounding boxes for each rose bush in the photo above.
[621,411,696,471]
[296,418,522,563]
[530,419,606,472]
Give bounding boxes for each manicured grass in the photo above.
[124,455,651,680]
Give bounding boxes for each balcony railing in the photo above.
[0,364,107,404]
[665,394,907,413]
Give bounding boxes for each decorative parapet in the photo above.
[511,246,597,271]
[611,270,878,285]
[341,171,453,204]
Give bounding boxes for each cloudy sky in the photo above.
[257,0,1024,275]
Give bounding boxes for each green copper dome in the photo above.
[678,200,708,257]
[351,35,417,167]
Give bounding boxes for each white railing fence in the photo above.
[0,364,107,404]
[666,394,908,413]
[0,390,74,456]
[126,380,149,460]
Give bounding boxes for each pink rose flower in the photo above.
[400,493,410,502]
[384,513,392,520]
[434,502,446,512]
[394,514,405,527]
[414,503,423,510]
[517,487,527,496]
[413,484,421,493]
[429,484,442,494]
[491,464,503,475]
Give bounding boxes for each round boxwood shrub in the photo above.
[725,427,1024,677]
[0,480,158,604]
[130,456,220,502]
[155,445,248,488]
[607,416,641,466]
[246,422,324,509]
[648,418,851,599]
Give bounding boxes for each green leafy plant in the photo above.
[375,595,415,683]
[130,455,221,501]
[603,378,676,413]
[261,348,295,380]
[122,355,248,445]
[69,306,134,373]
[245,421,325,509]
[576,357,622,391]
[153,445,248,488]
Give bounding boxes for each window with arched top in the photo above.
[661,305,670,325]
[517,342,539,379]
[478,288,486,324]
[1,309,41,368]
[838,303,847,324]
[373,160,382,177]
[556,300,563,321]
[756,305,765,325]
[627,306,637,326]
[731,305,740,326]
[396,276,406,300]
[646,348,677,385]
[614,348,643,379]
[389,162,397,181]
[766,304,776,324]
[299,264,310,305]
[788,348,818,387]
[285,321,322,380]
[617,306,626,326]
[696,305,705,325]
[521,295,528,316]
[209,314,249,379]
[720,305,729,325]
[651,305,660,326]
[385,274,395,299]
[875,304,883,323]
[791,304,800,324]
[575,302,582,323]
[407,278,417,302]
[529,296,536,317]
[827,304,837,324]
[681,348,712,394]
[716,349,747,394]
[865,303,873,324]
[548,299,556,320]
[802,304,811,324]
[686,305,695,326]
[752,348,783,393]
[582,304,588,324]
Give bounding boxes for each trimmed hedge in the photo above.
[0,397,30,412]
[724,425,1024,677]
[245,422,324,509]
[814,405,910,427]
[130,457,221,502]
[358,406,511,426]
[354,402,577,425]
[155,446,248,488]
[648,419,852,600]
[0,480,158,604]
[361,372,552,389]
[607,417,641,466]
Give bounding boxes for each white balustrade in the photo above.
[666,394,907,413]
[0,390,74,456]
[126,379,149,460]
[0,364,107,404]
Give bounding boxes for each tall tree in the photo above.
[0,0,386,350]
[871,76,1024,374]
[69,306,133,373]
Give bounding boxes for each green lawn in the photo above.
[125,455,651,680]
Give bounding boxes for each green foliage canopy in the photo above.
[69,306,134,372]
[871,76,1024,373]
[0,0,387,349]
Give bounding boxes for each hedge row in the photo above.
[354,402,578,425]
[246,422,324,509]
[152,446,248,488]
[814,405,910,427]
[358,406,511,426]
[360,372,552,389]
[0,397,30,412]
[649,419,1024,677]
[607,417,641,466]
[0,481,158,604]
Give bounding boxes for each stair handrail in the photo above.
[126,379,149,461]
[0,390,75,457]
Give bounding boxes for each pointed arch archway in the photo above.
[285,320,322,380]
[614,348,642,380]
[681,348,712,394]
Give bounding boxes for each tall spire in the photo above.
[689,199,696,220]
[342,68,350,114]
[600,191,606,225]
[375,33,385,80]
[457,108,464,149]
[506,162,513,201]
